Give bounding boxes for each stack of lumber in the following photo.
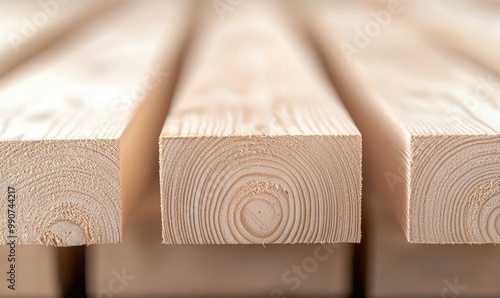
[160,0,362,245]
[307,0,500,244]
[88,2,359,295]
[0,0,499,296]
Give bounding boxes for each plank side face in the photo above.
[309,3,500,243]
[160,4,362,244]
[0,1,188,246]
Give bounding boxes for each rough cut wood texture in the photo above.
[88,182,353,297]
[160,2,362,244]
[308,1,500,243]
[0,0,118,76]
[364,187,500,297]
[0,0,190,246]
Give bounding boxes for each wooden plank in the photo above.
[364,186,500,297]
[0,0,191,246]
[159,1,362,244]
[87,181,353,297]
[0,245,59,297]
[307,1,500,243]
[0,0,119,76]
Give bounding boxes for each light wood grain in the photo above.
[87,181,353,298]
[160,2,362,244]
[307,1,500,243]
[0,0,119,77]
[0,0,191,246]
[364,186,500,297]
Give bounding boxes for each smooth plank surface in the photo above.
[88,183,353,298]
[0,0,191,246]
[308,1,500,243]
[160,2,361,244]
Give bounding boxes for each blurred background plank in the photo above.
[364,186,500,297]
[87,180,354,298]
